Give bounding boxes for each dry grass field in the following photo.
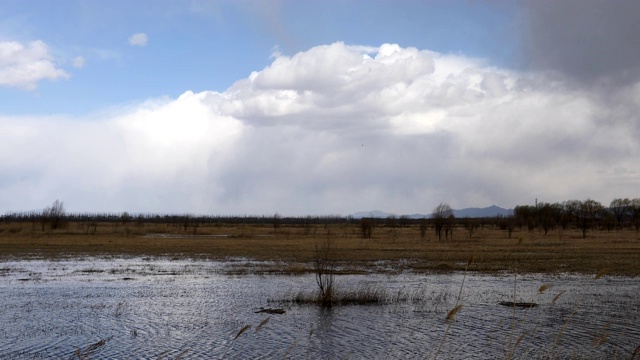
[1,221,639,276]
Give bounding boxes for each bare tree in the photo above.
[360,218,374,239]
[433,202,454,241]
[537,202,558,235]
[399,215,411,228]
[121,212,132,225]
[610,198,631,229]
[182,215,191,232]
[386,215,398,230]
[514,205,537,232]
[446,214,456,240]
[43,199,66,230]
[576,199,604,239]
[630,198,640,231]
[563,200,581,228]
[273,212,281,233]
[506,215,516,239]
[460,218,478,239]
[419,218,428,240]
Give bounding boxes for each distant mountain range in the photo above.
[351,205,512,219]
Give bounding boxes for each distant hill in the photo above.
[350,210,391,219]
[452,205,512,218]
[351,205,512,219]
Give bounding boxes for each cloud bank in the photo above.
[1,42,639,215]
[522,0,640,86]
[0,40,69,90]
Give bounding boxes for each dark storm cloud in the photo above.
[522,0,640,85]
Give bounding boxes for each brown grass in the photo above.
[1,221,639,275]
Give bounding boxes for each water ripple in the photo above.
[0,259,638,359]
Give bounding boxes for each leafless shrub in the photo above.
[314,239,335,307]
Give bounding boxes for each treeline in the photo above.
[2,198,640,239]
[511,198,640,238]
[0,210,351,227]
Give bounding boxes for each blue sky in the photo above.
[1,1,640,215]
[1,0,518,115]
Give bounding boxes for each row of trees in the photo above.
[427,199,640,241]
[383,198,640,241]
[514,198,640,238]
[2,201,353,230]
[3,198,639,239]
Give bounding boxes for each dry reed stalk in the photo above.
[505,271,519,360]
[174,349,189,360]
[513,331,528,353]
[223,324,253,358]
[255,317,270,332]
[282,333,299,359]
[434,255,472,359]
[73,336,112,360]
[445,304,462,321]
[590,322,611,349]
[233,325,251,340]
[550,304,580,355]
[552,290,566,305]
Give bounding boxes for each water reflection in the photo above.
[0,258,638,359]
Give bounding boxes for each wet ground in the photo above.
[0,257,638,359]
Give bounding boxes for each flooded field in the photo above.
[0,257,638,359]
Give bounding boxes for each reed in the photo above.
[288,286,390,306]
[233,325,251,340]
[434,256,472,359]
[445,304,462,321]
[255,317,270,332]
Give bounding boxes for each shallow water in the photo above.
[0,258,638,359]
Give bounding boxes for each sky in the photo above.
[1,0,639,216]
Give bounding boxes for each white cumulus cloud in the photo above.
[128,33,148,47]
[0,40,69,90]
[1,42,639,215]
